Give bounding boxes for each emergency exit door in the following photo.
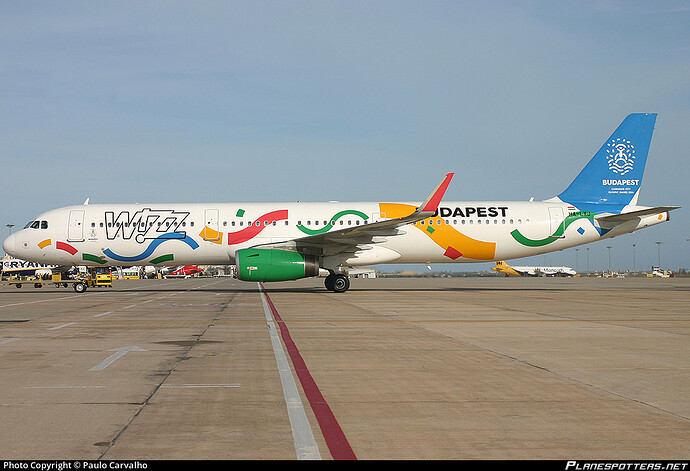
[202,209,221,242]
[548,207,565,236]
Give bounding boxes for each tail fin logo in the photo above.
[606,138,636,175]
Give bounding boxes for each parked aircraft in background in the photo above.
[1,258,60,278]
[2,114,678,292]
[142,266,159,278]
[492,260,576,277]
[651,267,674,278]
[163,265,203,278]
[140,265,203,278]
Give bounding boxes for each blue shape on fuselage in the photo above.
[103,232,199,262]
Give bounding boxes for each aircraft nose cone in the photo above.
[3,233,16,257]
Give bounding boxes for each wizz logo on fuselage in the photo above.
[105,209,190,243]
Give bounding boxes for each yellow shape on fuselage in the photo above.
[379,203,496,260]
[199,226,223,244]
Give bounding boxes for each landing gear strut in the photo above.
[324,273,350,293]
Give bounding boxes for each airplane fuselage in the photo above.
[4,200,668,270]
[1,114,676,293]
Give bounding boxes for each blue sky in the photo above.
[1,1,688,272]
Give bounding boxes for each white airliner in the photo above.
[1,258,59,278]
[492,261,576,277]
[2,114,678,292]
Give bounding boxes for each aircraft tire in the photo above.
[331,274,350,293]
[324,274,335,291]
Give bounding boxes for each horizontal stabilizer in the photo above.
[595,206,680,223]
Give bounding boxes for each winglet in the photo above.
[418,173,454,214]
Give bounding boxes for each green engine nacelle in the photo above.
[235,248,320,282]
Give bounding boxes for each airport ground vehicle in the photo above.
[5,268,113,292]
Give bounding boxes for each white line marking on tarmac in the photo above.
[90,345,147,371]
[260,284,321,461]
[47,322,77,330]
[0,338,20,345]
[0,295,77,309]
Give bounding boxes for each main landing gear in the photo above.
[324,273,350,293]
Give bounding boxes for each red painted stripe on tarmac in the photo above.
[260,284,357,460]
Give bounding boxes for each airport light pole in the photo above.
[586,248,590,273]
[575,248,580,272]
[6,224,13,235]
[655,241,662,268]
[606,246,612,272]
[632,243,636,272]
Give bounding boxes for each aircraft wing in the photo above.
[255,173,455,258]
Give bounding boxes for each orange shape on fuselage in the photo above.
[199,226,223,244]
[379,203,496,260]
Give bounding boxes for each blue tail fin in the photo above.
[557,113,657,213]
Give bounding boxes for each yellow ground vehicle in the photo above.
[93,273,114,287]
[7,268,113,293]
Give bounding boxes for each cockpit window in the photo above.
[23,220,48,229]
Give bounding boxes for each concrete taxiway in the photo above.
[0,276,688,460]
